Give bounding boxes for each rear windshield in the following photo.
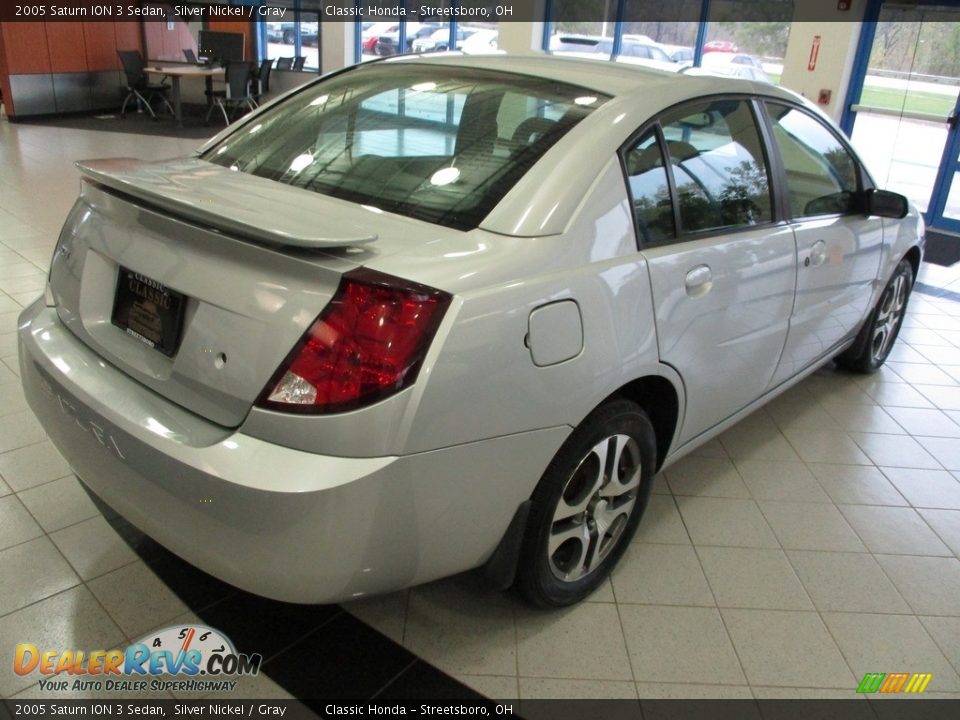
[203,63,608,231]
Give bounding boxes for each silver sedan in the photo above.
[19,55,922,607]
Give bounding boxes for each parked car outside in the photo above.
[412,26,477,53]
[550,34,676,72]
[702,39,738,53]
[459,28,498,53]
[700,51,770,82]
[265,22,284,44]
[665,45,695,64]
[361,22,397,54]
[19,55,921,609]
[266,21,317,47]
[374,22,439,55]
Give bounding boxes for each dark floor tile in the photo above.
[374,660,486,701]
[200,591,341,660]
[266,613,418,701]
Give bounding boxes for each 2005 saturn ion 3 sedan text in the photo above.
[19,54,922,607]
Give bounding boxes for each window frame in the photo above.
[618,94,784,249]
[758,98,876,222]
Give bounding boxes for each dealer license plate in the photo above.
[111,267,186,357]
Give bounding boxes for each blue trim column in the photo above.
[611,0,626,58]
[926,93,960,232]
[542,0,553,51]
[839,0,882,135]
[354,0,363,63]
[693,0,710,67]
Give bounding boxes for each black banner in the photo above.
[5,699,960,720]
[0,0,900,24]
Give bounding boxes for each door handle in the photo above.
[807,240,827,268]
[949,109,959,130]
[684,264,713,298]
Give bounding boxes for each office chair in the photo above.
[252,59,273,107]
[183,48,198,64]
[118,50,174,120]
[276,57,293,70]
[205,61,256,126]
[293,56,306,71]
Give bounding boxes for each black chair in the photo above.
[118,50,174,120]
[205,61,256,125]
[292,56,306,71]
[252,58,273,107]
[276,57,293,70]
[183,48,198,64]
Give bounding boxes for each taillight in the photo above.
[256,268,452,414]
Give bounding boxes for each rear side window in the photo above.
[622,131,674,244]
[203,64,608,231]
[765,101,861,218]
[660,99,773,233]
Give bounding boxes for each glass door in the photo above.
[847,3,960,228]
[928,94,960,231]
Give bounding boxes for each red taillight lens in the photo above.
[256,268,452,414]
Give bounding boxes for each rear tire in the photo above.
[516,399,656,608]
[835,258,913,373]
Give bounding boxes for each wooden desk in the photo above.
[146,66,225,128]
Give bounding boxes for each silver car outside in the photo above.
[18,55,922,607]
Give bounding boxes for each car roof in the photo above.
[385,52,789,101]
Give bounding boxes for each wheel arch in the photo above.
[607,375,680,472]
[904,244,922,280]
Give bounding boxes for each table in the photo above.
[145,65,225,128]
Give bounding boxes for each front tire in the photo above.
[516,399,656,608]
[835,258,913,373]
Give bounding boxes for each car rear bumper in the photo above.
[18,300,567,603]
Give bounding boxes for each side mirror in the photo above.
[866,189,909,219]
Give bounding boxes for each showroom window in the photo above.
[544,0,792,86]
[356,1,498,63]
[260,0,320,71]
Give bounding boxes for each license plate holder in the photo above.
[111,267,186,357]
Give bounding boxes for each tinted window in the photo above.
[623,131,674,244]
[661,99,773,233]
[204,64,608,231]
[766,102,860,217]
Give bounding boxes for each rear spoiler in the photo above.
[75,157,378,248]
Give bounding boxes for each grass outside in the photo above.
[858,85,955,118]
[764,71,955,118]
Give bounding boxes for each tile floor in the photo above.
[3,109,960,702]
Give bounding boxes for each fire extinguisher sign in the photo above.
[808,35,822,71]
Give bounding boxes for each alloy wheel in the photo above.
[870,271,909,363]
[547,434,642,582]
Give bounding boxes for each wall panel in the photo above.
[114,22,144,55]
[46,22,88,73]
[1,22,51,74]
[83,22,120,71]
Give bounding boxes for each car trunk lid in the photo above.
[49,159,385,429]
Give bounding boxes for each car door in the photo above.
[762,101,884,386]
[622,98,798,445]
